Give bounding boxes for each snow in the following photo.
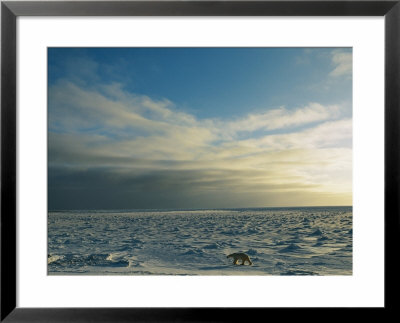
[48,207,352,275]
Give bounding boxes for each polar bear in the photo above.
[227,252,252,265]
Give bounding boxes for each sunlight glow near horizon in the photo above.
[48,48,352,210]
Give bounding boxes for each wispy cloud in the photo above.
[222,103,340,137]
[330,50,352,77]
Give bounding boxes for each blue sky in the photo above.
[48,47,352,210]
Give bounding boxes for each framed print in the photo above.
[1,0,399,321]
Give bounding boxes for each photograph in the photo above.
[47,47,353,276]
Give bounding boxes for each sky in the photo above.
[48,47,352,210]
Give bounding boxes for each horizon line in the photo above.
[48,205,353,212]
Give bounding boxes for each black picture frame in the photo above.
[1,1,399,321]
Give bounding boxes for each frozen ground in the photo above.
[48,207,352,275]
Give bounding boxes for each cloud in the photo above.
[48,164,349,210]
[330,50,352,77]
[241,118,352,151]
[48,78,352,209]
[49,81,198,136]
[50,79,342,142]
[222,103,340,138]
